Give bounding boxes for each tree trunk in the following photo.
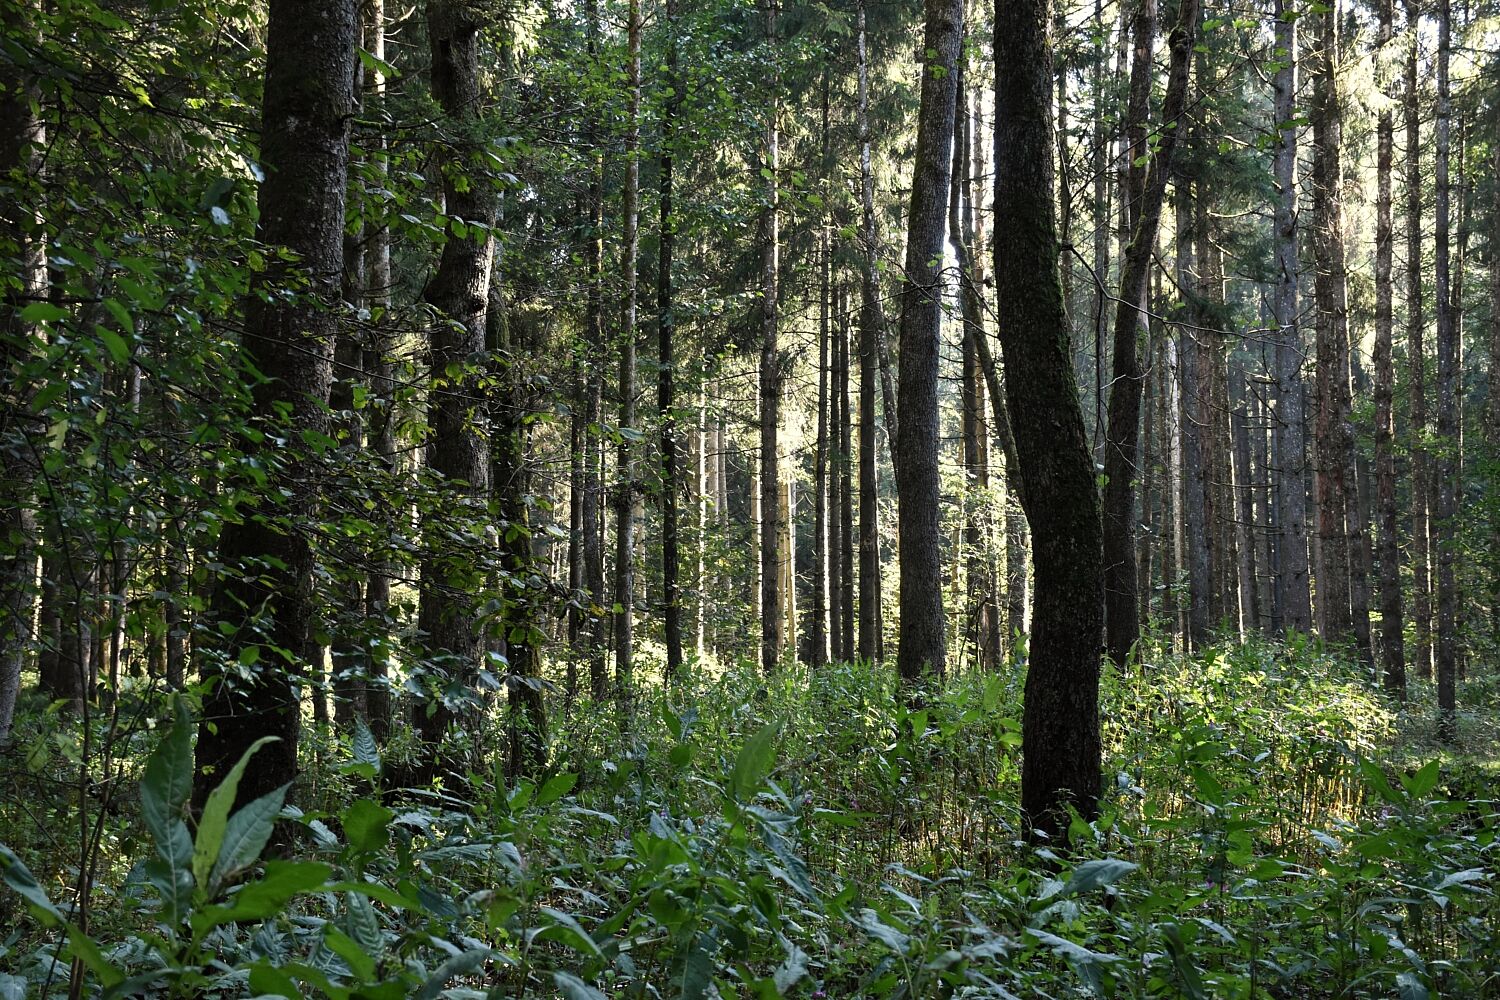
[581,0,609,700]
[1272,0,1312,633]
[614,0,642,689]
[1102,0,1196,665]
[194,0,355,809]
[1434,0,1458,739]
[1374,0,1406,698]
[1310,0,1358,656]
[856,0,883,665]
[1177,186,1211,649]
[995,0,1104,837]
[757,0,782,674]
[895,0,962,685]
[0,0,45,742]
[658,0,683,679]
[1403,1,1432,680]
[838,286,856,664]
[412,0,498,768]
[808,74,831,668]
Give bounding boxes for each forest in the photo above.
[0,0,1498,993]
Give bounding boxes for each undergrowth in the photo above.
[1,635,1496,998]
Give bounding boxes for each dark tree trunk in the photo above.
[1403,0,1432,680]
[808,73,831,669]
[1272,0,1312,632]
[1101,0,1196,666]
[995,0,1104,837]
[1374,0,1406,698]
[615,0,642,689]
[413,0,497,765]
[1434,0,1458,739]
[657,0,683,679]
[1177,186,1211,649]
[0,0,44,740]
[194,0,355,809]
[837,286,856,664]
[855,0,883,665]
[582,0,608,699]
[895,0,962,684]
[758,0,782,674]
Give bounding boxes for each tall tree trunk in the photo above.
[657,0,683,679]
[1177,186,1211,648]
[1102,0,1196,665]
[1374,0,1406,698]
[1490,90,1500,647]
[1231,367,1260,630]
[1272,0,1312,632]
[615,0,642,688]
[1403,1,1432,679]
[194,0,355,808]
[1310,0,1362,658]
[895,0,962,684]
[856,0,883,664]
[581,0,608,700]
[837,286,856,664]
[0,0,44,741]
[758,0,782,673]
[808,73,831,668]
[995,0,1104,837]
[1434,0,1458,739]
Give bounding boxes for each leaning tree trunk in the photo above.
[1374,0,1405,698]
[995,0,1104,838]
[1434,0,1458,740]
[194,0,356,809]
[894,0,963,684]
[1101,0,1196,666]
[412,0,498,767]
[0,0,45,743]
[1272,0,1312,632]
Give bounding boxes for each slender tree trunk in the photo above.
[1231,367,1259,630]
[1403,3,1432,680]
[1310,0,1359,656]
[412,0,498,770]
[856,0,883,664]
[582,0,609,699]
[837,286,856,664]
[758,0,782,674]
[658,0,683,679]
[614,0,642,689]
[1177,185,1211,649]
[0,1,44,741]
[808,74,831,668]
[1374,0,1406,698]
[895,0,963,685]
[194,0,355,808]
[995,0,1104,836]
[1434,0,1458,738]
[1102,0,1196,665]
[1272,0,1312,632]
[1490,93,1500,647]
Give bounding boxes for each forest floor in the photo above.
[2,634,1498,998]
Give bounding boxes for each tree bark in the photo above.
[856,0,883,665]
[995,0,1104,837]
[758,0,782,674]
[194,0,356,808]
[1434,0,1457,739]
[1101,0,1196,666]
[657,0,683,679]
[614,0,642,689]
[895,0,962,685]
[1403,0,1432,680]
[1374,0,1405,698]
[1272,0,1312,633]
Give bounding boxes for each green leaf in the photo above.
[677,930,717,1000]
[248,961,305,999]
[530,907,603,958]
[192,736,279,890]
[551,971,606,1000]
[211,782,291,888]
[1403,759,1440,799]
[0,844,64,924]
[418,949,493,999]
[1397,972,1430,1000]
[325,926,377,981]
[350,717,381,775]
[141,701,193,852]
[1060,858,1138,897]
[535,771,577,808]
[19,302,67,325]
[342,799,394,854]
[729,722,780,801]
[191,861,332,932]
